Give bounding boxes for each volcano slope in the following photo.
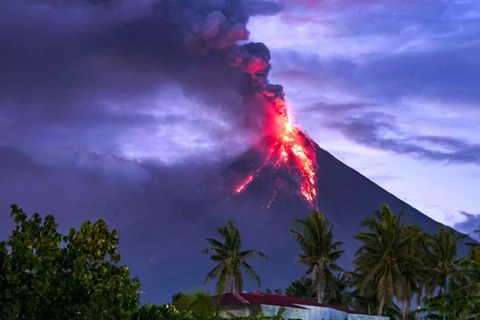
[0,143,468,304]
[117,139,468,304]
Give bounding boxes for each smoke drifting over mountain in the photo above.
[0,0,284,144]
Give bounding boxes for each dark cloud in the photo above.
[454,211,480,240]
[284,0,480,45]
[270,0,480,108]
[354,46,480,106]
[272,51,356,85]
[282,0,457,40]
[275,45,480,109]
[323,111,480,165]
[283,0,436,7]
[0,145,222,230]
[0,0,284,162]
[299,101,372,117]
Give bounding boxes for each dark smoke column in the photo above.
[175,0,319,207]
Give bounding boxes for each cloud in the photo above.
[282,0,480,42]
[454,211,480,240]
[259,0,480,106]
[353,46,480,106]
[299,101,372,117]
[272,45,480,107]
[278,0,459,47]
[258,3,480,166]
[316,108,480,165]
[283,0,431,8]
[0,0,284,164]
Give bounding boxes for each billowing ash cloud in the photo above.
[143,0,288,133]
[0,0,284,150]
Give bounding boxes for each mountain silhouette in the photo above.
[0,141,468,304]
[123,137,468,303]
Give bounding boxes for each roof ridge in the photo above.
[233,291,250,304]
[230,291,369,316]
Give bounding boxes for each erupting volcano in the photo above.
[234,95,318,209]
[218,42,319,208]
[174,1,320,208]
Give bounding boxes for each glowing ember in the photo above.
[235,174,254,193]
[235,96,318,208]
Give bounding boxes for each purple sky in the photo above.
[0,0,479,239]
[248,0,480,232]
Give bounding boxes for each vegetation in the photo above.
[0,205,140,319]
[280,205,479,320]
[0,203,479,319]
[290,211,345,303]
[353,205,423,317]
[202,220,267,294]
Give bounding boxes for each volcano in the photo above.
[118,137,467,304]
[0,140,466,304]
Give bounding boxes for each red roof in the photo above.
[220,291,366,315]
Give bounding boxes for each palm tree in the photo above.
[175,291,221,319]
[397,225,427,319]
[290,211,345,303]
[353,204,423,317]
[412,232,438,317]
[203,220,266,294]
[284,277,316,300]
[458,260,480,297]
[424,227,463,296]
[346,272,402,319]
[469,226,480,257]
[323,272,351,307]
[455,227,480,297]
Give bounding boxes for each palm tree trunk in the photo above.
[416,287,423,308]
[378,296,385,316]
[442,276,448,320]
[229,275,235,292]
[415,290,423,320]
[402,298,411,320]
[443,275,448,295]
[316,282,324,303]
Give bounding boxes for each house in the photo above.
[219,291,389,320]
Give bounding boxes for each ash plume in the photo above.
[131,0,288,135]
[1,0,322,208]
[0,0,284,143]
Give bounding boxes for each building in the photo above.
[219,291,389,320]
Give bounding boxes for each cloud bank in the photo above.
[0,0,285,164]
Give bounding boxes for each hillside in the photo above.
[0,143,468,304]
[120,141,465,303]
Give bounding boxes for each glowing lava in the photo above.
[235,96,318,208]
[235,174,254,193]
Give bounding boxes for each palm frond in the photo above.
[240,249,267,260]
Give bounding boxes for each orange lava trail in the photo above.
[234,149,276,193]
[235,96,318,209]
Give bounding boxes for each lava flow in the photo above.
[235,96,318,208]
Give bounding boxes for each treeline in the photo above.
[201,206,480,319]
[1,204,479,319]
[0,205,289,320]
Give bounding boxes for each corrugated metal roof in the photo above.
[220,291,368,315]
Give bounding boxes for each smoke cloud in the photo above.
[0,0,285,153]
